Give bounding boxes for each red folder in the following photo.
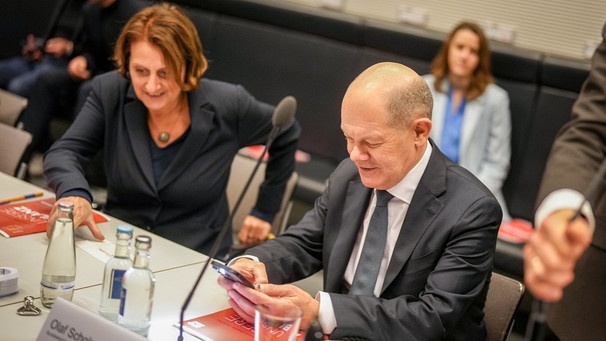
[178,307,305,341]
[0,198,108,238]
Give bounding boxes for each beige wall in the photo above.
[279,0,606,61]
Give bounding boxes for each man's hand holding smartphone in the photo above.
[211,260,255,288]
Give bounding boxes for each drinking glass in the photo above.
[254,302,303,341]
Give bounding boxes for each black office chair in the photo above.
[226,151,298,256]
[0,89,28,127]
[484,272,525,341]
[0,122,32,179]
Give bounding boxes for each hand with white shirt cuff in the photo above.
[217,257,321,332]
[523,189,594,302]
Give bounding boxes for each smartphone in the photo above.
[211,260,255,288]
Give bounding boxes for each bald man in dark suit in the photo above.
[219,62,502,340]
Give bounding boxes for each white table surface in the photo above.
[0,172,231,340]
[0,172,207,307]
[0,263,230,341]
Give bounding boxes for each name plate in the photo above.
[36,297,146,341]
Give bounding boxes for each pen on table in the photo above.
[0,192,44,205]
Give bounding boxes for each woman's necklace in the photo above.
[158,131,171,143]
[150,112,180,144]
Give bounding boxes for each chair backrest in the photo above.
[484,272,525,341]
[0,89,28,126]
[227,151,298,237]
[0,122,32,178]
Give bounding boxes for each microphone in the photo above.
[524,158,606,341]
[177,96,297,340]
[272,96,297,131]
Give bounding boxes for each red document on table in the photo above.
[177,307,304,341]
[0,198,109,238]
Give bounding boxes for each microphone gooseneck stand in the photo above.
[177,142,270,341]
[177,96,296,341]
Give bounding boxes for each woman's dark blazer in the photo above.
[44,71,300,256]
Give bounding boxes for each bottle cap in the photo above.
[117,225,134,234]
[135,235,152,249]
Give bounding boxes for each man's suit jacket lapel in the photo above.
[382,146,447,294]
[322,144,449,295]
[325,179,372,293]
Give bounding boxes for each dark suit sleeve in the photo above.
[536,22,606,252]
[245,174,327,282]
[537,23,606,206]
[43,74,110,200]
[232,85,301,219]
[533,23,606,339]
[245,159,347,282]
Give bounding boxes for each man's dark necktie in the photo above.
[349,190,393,296]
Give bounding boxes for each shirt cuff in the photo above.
[315,291,337,335]
[535,188,595,233]
[227,255,260,266]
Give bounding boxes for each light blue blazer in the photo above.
[423,74,512,220]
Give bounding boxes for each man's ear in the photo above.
[413,118,432,142]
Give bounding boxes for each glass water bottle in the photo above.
[40,201,76,308]
[118,235,155,336]
[99,225,134,321]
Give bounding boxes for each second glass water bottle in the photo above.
[118,235,155,336]
[99,225,134,321]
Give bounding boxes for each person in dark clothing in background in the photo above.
[0,0,86,98]
[18,0,148,162]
